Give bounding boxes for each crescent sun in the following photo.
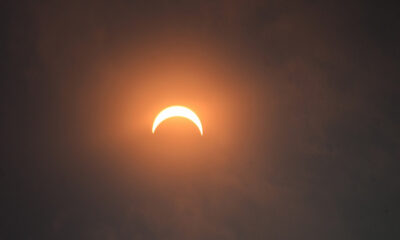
[152,105,203,135]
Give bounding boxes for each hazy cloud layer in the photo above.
[2,0,399,239]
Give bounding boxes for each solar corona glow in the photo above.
[152,106,203,135]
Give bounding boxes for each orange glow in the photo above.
[152,105,203,135]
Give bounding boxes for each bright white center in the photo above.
[152,105,203,135]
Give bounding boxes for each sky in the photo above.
[1,0,399,239]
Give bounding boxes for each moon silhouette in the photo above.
[152,106,203,135]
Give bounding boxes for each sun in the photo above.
[152,106,203,135]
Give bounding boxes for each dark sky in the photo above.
[1,0,399,239]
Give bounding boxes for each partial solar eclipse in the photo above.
[152,105,203,135]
